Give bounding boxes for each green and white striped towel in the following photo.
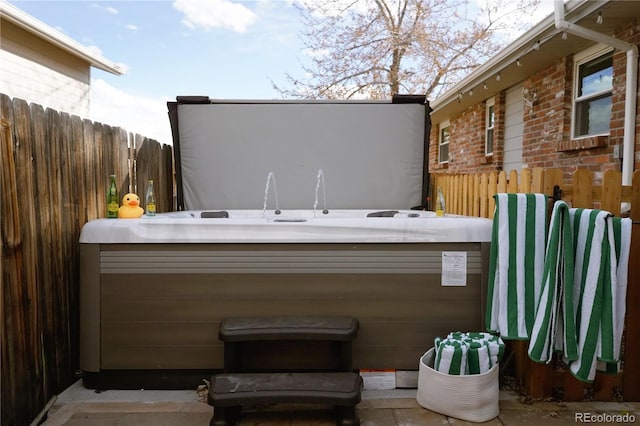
[599,216,632,374]
[528,200,578,364]
[486,193,547,339]
[567,209,632,382]
[528,205,632,382]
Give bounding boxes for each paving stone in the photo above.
[446,414,502,425]
[237,407,336,425]
[368,397,420,409]
[392,407,449,425]
[180,401,212,413]
[64,412,213,426]
[498,407,580,425]
[61,413,119,426]
[359,407,398,425]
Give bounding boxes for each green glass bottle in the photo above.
[106,174,119,218]
[145,179,156,216]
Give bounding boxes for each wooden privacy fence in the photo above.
[1,94,174,426]
[432,168,640,402]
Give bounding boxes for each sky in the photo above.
[8,0,557,145]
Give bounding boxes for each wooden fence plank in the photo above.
[544,168,563,199]
[479,173,488,218]
[572,168,593,208]
[601,170,622,216]
[12,98,43,424]
[520,168,531,193]
[488,172,497,219]
[497,171,507,193]
[83,119,99,220]
[1,107,25,426]
[508,169,518,193]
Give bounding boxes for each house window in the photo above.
[439,121,450,163]
[485,98,495,156]
[573,47,613,138]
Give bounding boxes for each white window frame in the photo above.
[438,120,450,164]
[571,44,614,139]
[485,98,495,156]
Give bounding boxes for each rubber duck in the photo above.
[118,193,144,218]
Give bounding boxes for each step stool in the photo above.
[208,316,362,426]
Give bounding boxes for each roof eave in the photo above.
[1,1,124,75]
[429,0,606,121]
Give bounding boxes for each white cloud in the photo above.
[173,0,259,33]
[126,24,139,31]
[303,47,329,59]
[92,3,119,15]
[90,79,172,145]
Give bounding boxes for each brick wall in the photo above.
[430,101,503,175]
[430,20,639,183]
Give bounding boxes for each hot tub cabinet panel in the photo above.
[80,241,490,374]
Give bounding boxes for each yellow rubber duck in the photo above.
[118,193,144,218]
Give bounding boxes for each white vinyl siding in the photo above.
[503,84,524,174]
[0,19,91,117]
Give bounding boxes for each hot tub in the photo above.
[79,209,493,387]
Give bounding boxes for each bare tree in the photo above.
[274,0,540,100]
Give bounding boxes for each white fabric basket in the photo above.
[416,347,499,422]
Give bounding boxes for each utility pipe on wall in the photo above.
[554,0,638,186]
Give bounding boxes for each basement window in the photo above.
[439,121,450,164]
[573,47,613,138]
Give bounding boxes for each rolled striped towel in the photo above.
[486,193,547,339]
[467,341,491,375]
[467,332,505,367]
[528,200,578,364]
[434,338,468,375]
[435,332,505,375]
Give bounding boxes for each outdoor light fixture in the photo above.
[534,40,541,50]
[516,58,522,67]
[596,11,603,24]
[496,73,501,81]
[483,82,488,90]
[562,31,568,40]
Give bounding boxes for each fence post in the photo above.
[623,170,640,401]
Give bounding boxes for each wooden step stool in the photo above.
[208,316,362,426]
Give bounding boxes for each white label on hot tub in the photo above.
[441,251,467,286]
